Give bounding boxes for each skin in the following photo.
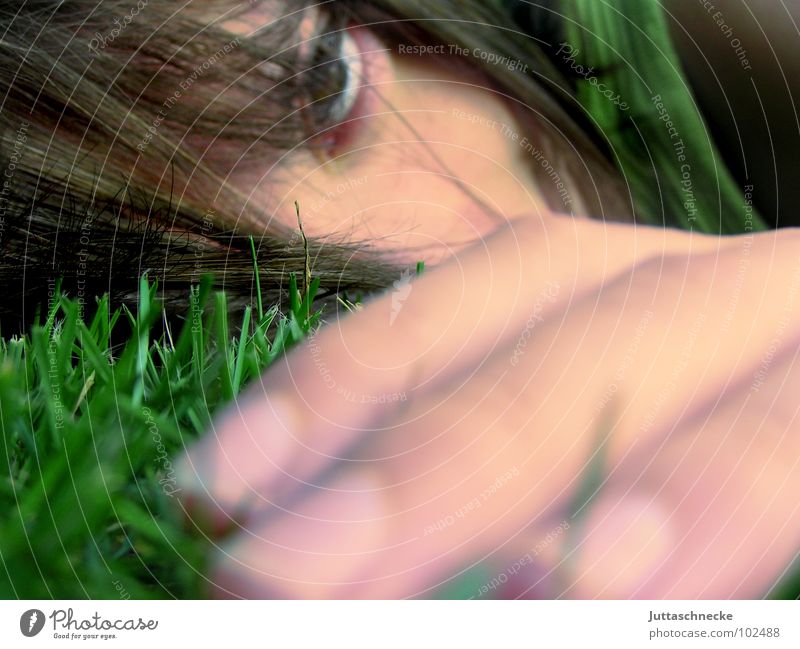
[223,4,559,265]
[176,6,800,598]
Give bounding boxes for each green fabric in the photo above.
[561,0,765,233]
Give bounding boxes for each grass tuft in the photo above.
[0,269,318,598]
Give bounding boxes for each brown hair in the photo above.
[0,0,627,333]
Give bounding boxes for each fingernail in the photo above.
[571,492,674,598]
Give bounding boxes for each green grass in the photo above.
[0,249,321,597]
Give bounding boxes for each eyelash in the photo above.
[299,22,360,143]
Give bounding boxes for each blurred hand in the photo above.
[176,212,800,598]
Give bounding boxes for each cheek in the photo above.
[272,170,503,263]
[256,65,546,262]
[388,62,533,169]
[265,136,540,264]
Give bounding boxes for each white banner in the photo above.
[1,600,798,648]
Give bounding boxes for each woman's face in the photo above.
[224,9,556,265]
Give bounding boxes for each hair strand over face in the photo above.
[0,0,626,334]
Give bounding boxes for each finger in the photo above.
[559,343,800,599]
[175,215,549,530]
[456,290,800,600]
[204,228,800,597]
[208,470,388,599]
[175,215,725,522]
[195,251,684,599]
[205,374,599,598]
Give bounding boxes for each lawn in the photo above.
[0,239,321,598]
